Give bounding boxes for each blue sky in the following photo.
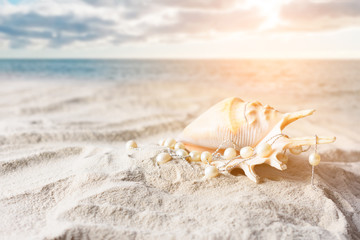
[0,0,360,58]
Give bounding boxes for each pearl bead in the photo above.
[240,146,254,159]
[189,151,201,162]
[276,153,288,163]
[205,166,219,178]
[156,152,172,164]
[257,143,272,157]
[201,151,212,164]
[290,146,302,155]
[158,139,165,146]
[164,138,176,149]
[126,140,137,150]
[176,149,188,157]
[224,148,237,160]
[309,153,321,166]
[174,142,185,150]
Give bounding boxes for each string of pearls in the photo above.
[125,133,322,183]
[125,135,286,179]
[309,135,321,188]
[220,134,287,171]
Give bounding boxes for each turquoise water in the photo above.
[0,59,229,82]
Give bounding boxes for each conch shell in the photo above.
[178,97,335,183]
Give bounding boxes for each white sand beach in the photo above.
[0,78,359,240]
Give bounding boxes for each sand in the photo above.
[0,79,359,240]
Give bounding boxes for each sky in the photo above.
[0,0,360,59]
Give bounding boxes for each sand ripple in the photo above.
[0,81,359,239]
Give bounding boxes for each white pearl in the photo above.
[201,151,212,164]
[156,152,172,164]
[257,143,272,157]
[126,140,137,150]
[290,146,302,155]
[164,138,176,149]
[309,153,321,166]
[158,139,165,146]
[240,146,254,159]
[205,166,219,178]
[276,153,288,163]
[174,142,185,150]
[224,148,237,160]
[176,149,188,157]
[189,151,201,162]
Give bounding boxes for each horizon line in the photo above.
[1,57,360,61]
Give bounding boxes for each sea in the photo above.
[0,59,359,85]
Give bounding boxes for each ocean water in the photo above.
[0,59,235,82]
[0,59,359,130]
[0,59,359,87]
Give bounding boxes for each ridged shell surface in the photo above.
[178,97,284,149]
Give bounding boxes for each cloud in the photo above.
[83,0,239,10]
[0,11,132,48]
[2,0,360,50]
[9,37,31,48]
[0,0,264,49]
[278,0,360,31]
[149,8,264,37]
[82,0,242,21]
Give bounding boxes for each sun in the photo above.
[250,0,289,30]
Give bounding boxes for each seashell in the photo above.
[178,97,335,183]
